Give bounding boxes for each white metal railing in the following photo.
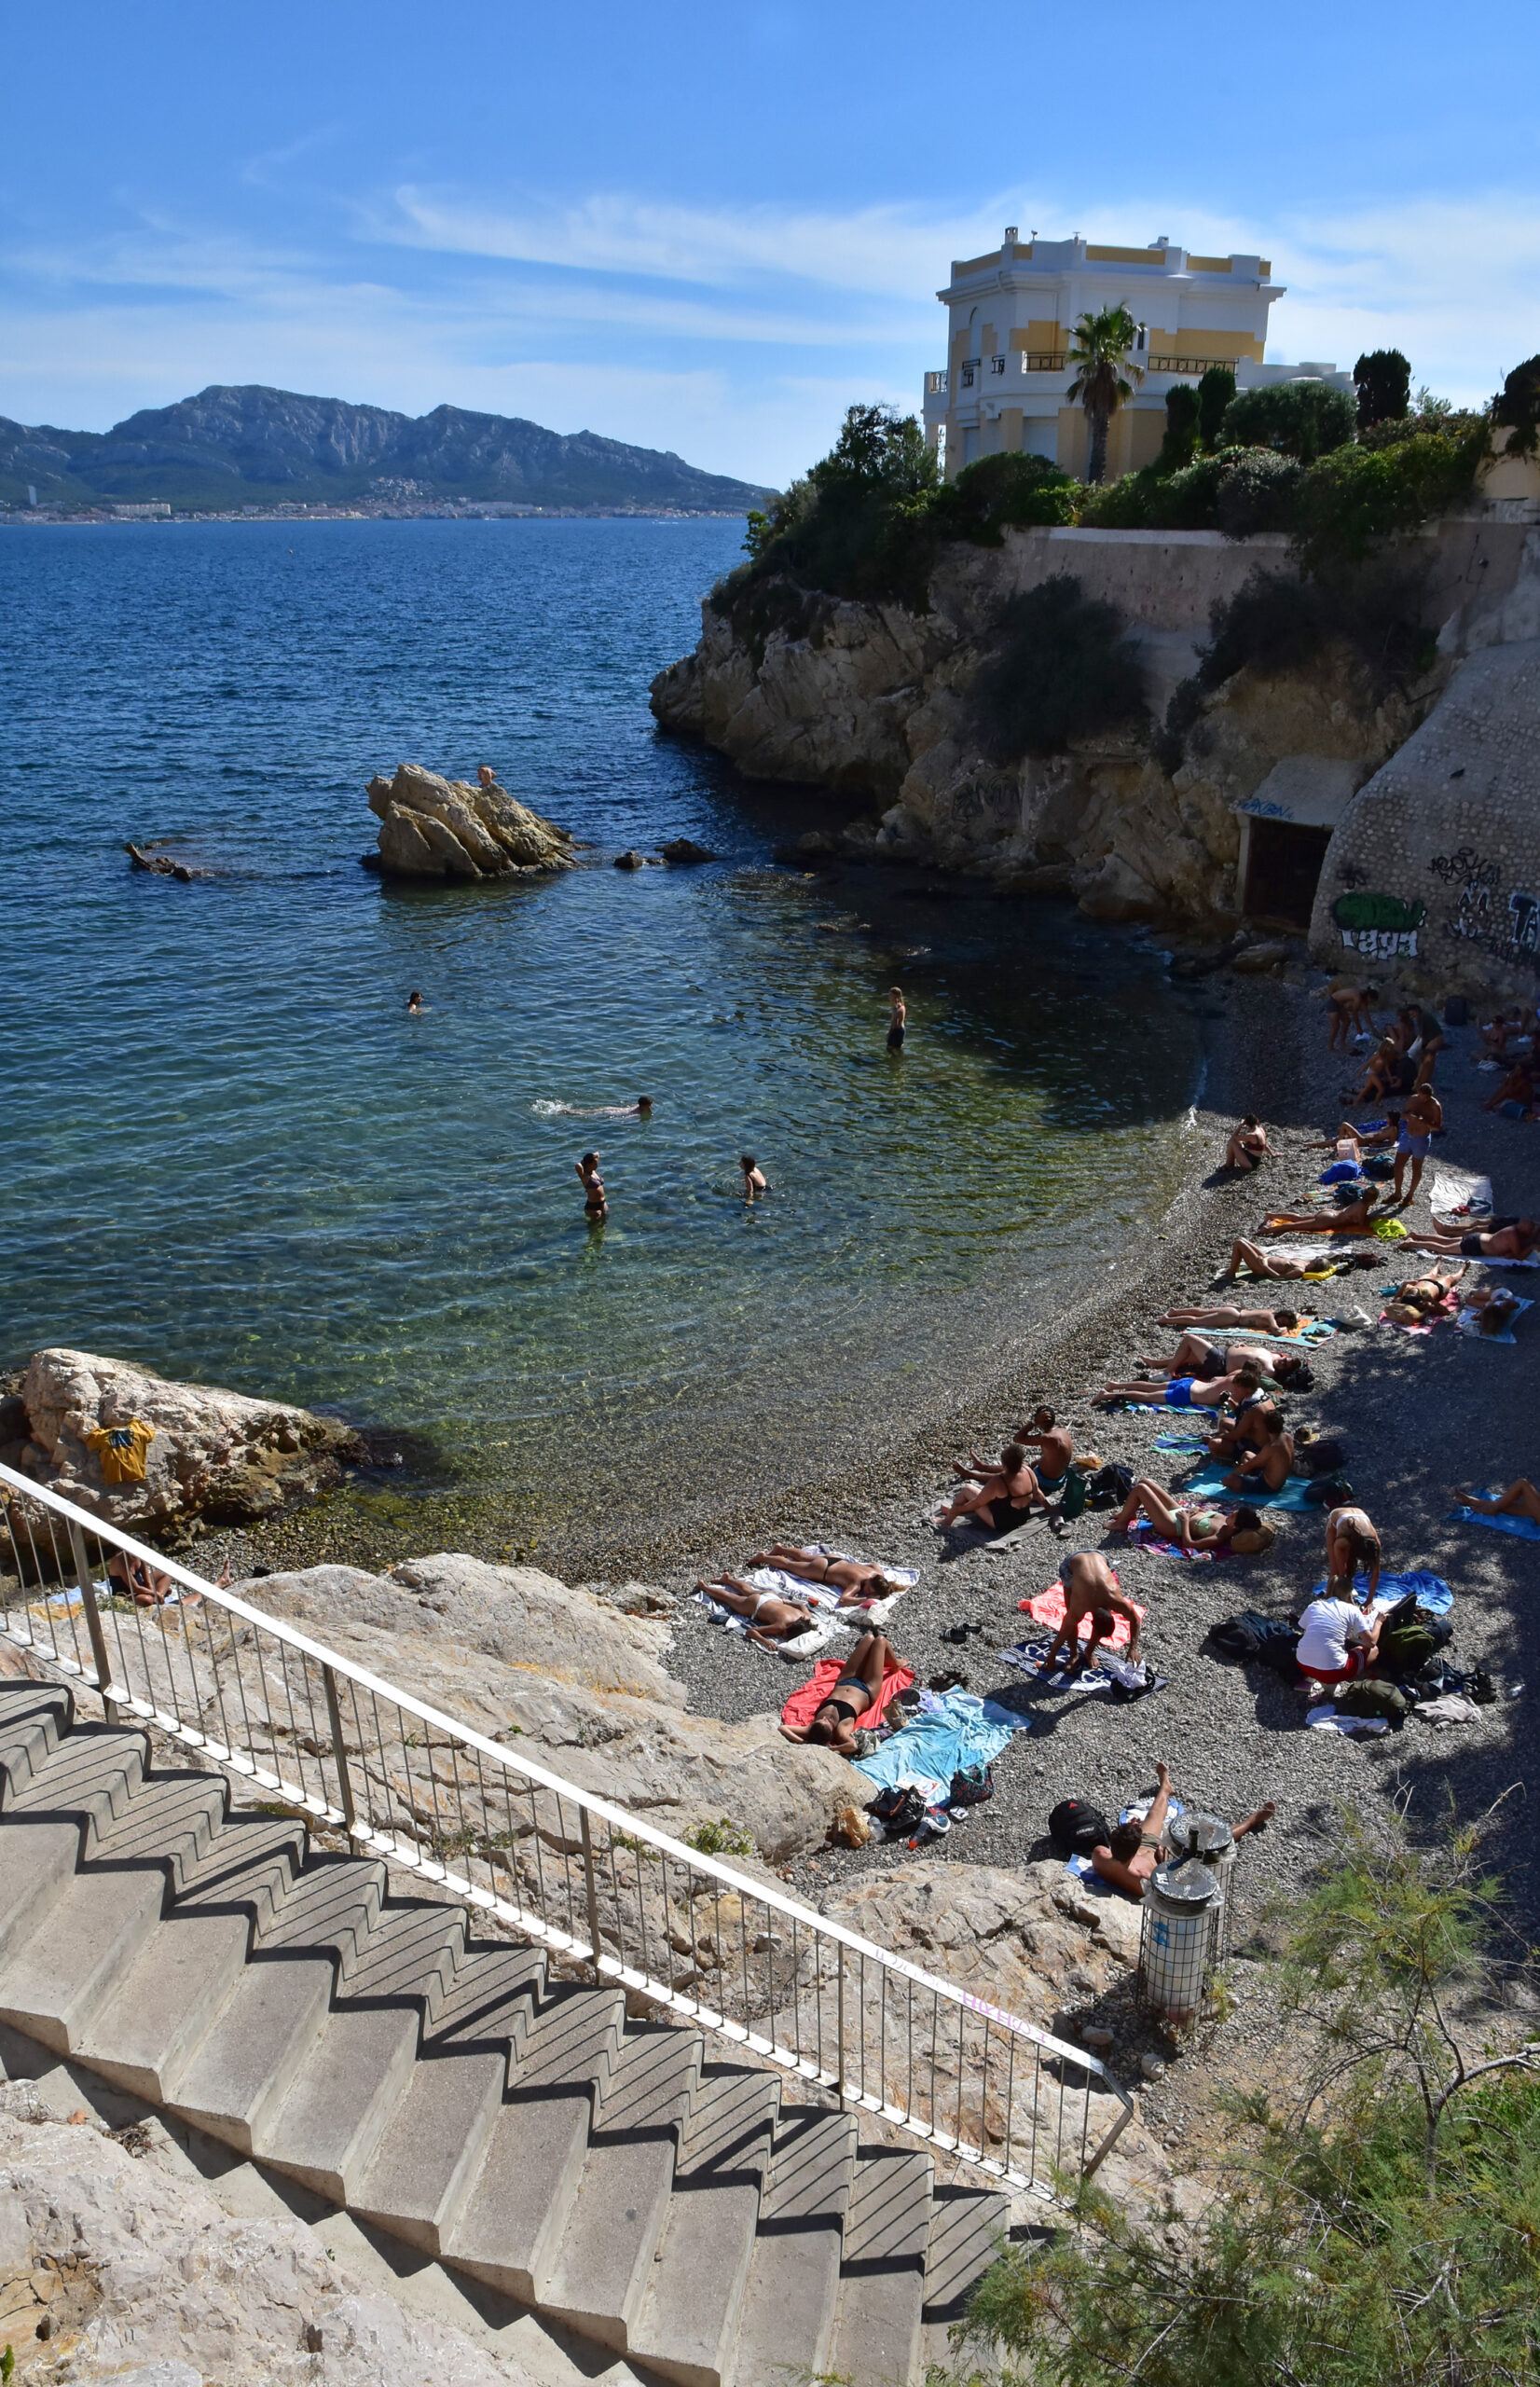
[0,1461,1133,2193]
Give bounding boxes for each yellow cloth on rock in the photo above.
[83,1418,156,1483]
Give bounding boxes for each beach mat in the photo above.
[851,1686,1024,1804]
[1178,1461,1321,1513]
[1455,1297,1533,1345]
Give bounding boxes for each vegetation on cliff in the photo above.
[946,1800,1540,2387]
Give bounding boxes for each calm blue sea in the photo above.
[3,517,1201,1555]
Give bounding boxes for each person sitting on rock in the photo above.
[780,1631,901,1753]
[1224,1115,1272,1170]
[1038,1552,1143,1675]
[742,1547,909,1605]
[1089,1759,1275,1898]
[937,1443,1045,1533]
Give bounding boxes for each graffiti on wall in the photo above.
[1333,890,1424,960]
[1430,850,1540,971]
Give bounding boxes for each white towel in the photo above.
[1455,1296,1533,1345]
[1307,1708,1388,1737]
[1432,1166,1494,1225]
[691,1589,841,1662]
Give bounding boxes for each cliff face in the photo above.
[651,528,1428,923]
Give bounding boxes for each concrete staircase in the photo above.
[0,1680,1008,2385]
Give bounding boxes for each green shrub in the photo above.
[1214,447,1302,537]
[1156,382,1200,473]
[1292,429,1483,573]
[740,401,941,608]
[1196,365,1237,450]
[1220,378,1357,462]
[1354,347,1411,428]
[929,450,1078,542]
[682,1816,755,1857]
[1077,466,1159,528]
[973,575,1148,760]
[1493,353,1540,458]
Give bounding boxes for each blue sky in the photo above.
[6,1,1540,486]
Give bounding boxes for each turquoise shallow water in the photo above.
[3,517,1202,1552]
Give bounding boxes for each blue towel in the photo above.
[1180,1461,1322,1513]
[1310,1567,1454,1616]
[1156,1434,1211,1453]
[852,1687,1024,1801]
[1449,1494,1540,1542]
[1320,1161,1360,1184]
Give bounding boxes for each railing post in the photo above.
[65,1522,119,1726]
[836,1944,847,2109]
[579,1810,603,1982]
[321,1664,358,1842]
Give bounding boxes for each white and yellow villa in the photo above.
[924,231,1353,478]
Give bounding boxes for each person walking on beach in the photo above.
[887,987,906,1053]
[576,1152,607,1220]
[1393,1083,1441,1207]
[739,1155,767,1201]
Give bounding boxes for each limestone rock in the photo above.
[0,2098,537,2386]
[1231,939,1291,973]
[366,765,573,881]
[613,849,647,870]
[8,1348,364,1541]
[1077,853,1162,922]
[242,1556,862,1864]
[659,837,716,863]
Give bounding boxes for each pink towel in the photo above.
[1016,1581,1143,1649]
[780,1654,914,1733]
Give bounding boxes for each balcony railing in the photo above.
[925,370,947,395]
[1146,355,1241,378]
[0,1462,1134,2199]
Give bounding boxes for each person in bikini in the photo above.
[938,1443,1044,1532]
[739,1155,767,1201]
[1038,1551,1143,1675]
[1408,1216,1540,1262]
[1159,1301,1305,1334]
[1306,1114,1399,1157]
[743,1546,909,1603]
[779,1631,900,1754]
[1262,1187,1388,1235]
[696,1576,822,1649]
[1220,1237,1357,1283]
[576,1152,607,1218]
[1090,1759,1275,1898]
[1452,1478,1540,1525]
[1108,1482,1273,1553]
[1324,1502,1382,1600]
[1382,1260,1467,1323]
[1224,1115,1272,1170]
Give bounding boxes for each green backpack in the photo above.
[1058,1467,1090,1522]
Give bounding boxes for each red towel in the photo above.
[780,1653,915,1732]
[1017,1581,1144,1648]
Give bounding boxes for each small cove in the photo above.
[5,516,1206,1565]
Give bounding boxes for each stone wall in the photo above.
[1311,531,1540,1000]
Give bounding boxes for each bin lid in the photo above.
[1149,1856,1218,1909]
[1167,1812,1233,1860]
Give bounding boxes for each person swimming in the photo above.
[406,989,424,1014]
[576,1152,607,1218]
[740,1154,767,1200]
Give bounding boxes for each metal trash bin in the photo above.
[1165,1812,1236,1957]
[1137,1856,1218,2023]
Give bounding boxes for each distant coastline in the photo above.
[1,503,750,527]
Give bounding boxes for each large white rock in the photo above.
[367,766,573,879]
[7,1348,363,1539]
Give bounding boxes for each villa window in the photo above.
[988,354,1006,375]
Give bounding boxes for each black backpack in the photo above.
[867,1787,928,1837]
[1086,1463,1134,1508]
[1296,1438,1347,1479]
[1211,1611,1300,1671]
[1048,1798,1110,1857]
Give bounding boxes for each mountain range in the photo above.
[0,385,775,514]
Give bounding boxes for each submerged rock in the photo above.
[659,837,717,864]
[613,848,648,870]
[4,1346,364,1541]
[365,764,573,881]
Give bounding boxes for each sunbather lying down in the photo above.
[1453,1478,1540,1523]
[1109,1480,1275,1552]
[1089,1760,1275,1900]
[1134,1335,1312,1391]
[1098,1366,1260,1412]
[1159,1302,1304,1333]
[696,1575,821,1649]
[1382,1262,1468,1324]
[1408,1218,1540,1261]
[1221,1237,1381,1282]
[743,1546,907,1602]
[1263,1191,1385,1233]
[779,1631,900,1754]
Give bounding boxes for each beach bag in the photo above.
[1336,1680,1408,1727]
[866,1787,928,1837]
[1058,1468,1091,1521]
[1086,1463,1133,1508]
[1048,1798,1110,1858]
[1296,1437,1347,1479]
[1301,1475,1354,1507]
[948,1764,995,1808]
[1363,1154,1396,1180]
[1210,1611,1268,1660]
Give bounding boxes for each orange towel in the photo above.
[780,1654,914,1732]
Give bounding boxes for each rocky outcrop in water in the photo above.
[367,765,574,881]
[1,1347,364,1542]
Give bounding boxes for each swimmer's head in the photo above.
[581,1151,599,1170]
[740,1155,757,1171]
[1001,1442,1027,1470]
[406,989,421,1007]
[637,1097,653,1113]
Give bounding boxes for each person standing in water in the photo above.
[406,989,424,1014]
[887,987,906,1053]
[576,1152,607,1220]
[739,1155,767,1201]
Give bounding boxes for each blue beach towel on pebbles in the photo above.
[1309,1567,1454,1615]
[1179,1462,1321,1513]
[851,1687,1024,1804]
[1449,1494,1540,1543]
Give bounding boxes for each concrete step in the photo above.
[88,1769,228,1890]
[730,2107,858,2386]
[629,2066,780,2387]
[508,1980,626,2098]
[74,1905,254,2100]
[252,1849,386,1983]
[0,1862,167,2054]
[165,1952,335,2153]
[922,2183,1011,2322]
[825,2148,935,2387]
[258,1999,421,2202]
[342,1897,467,2028]
[0,1685,76,1807]
[0,1818,86,1967]
[172,1810,309,1939]
[7,1720,146,1852]
[351,2045,507,2256]
[539,2027,701,2353]
[424,1939,548,2062]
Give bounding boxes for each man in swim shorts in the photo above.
[1392,1084,1441,1207]
[887,987,906,1051]
[1098,1365,1258,1412]
[1409,1217,1539,1262]
[1038,1552,1143,1674]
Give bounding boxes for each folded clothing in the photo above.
[781,1653,915,1734]
[1308,1708,1389,1737]
[1018,1581,1142,1648]
[1180,1460,1321,1513]
[1308,1567,1453,1617]
[1448,1492,1540,1540]
[1455,1296,1533,1345]
[852,1686,1024,1805]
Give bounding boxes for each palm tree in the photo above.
[1066,306,1145,484]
